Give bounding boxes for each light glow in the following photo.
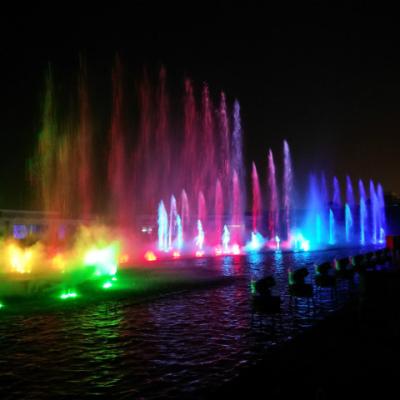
[84,242,119,276]
[232,244,241,255]
[144,251,157,261]
[60,290,78,300]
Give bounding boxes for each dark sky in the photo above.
[0,1,399,208]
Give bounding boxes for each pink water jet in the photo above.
[251,162,261,232]
[267,149,279,240]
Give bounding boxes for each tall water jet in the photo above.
[232,101,244,187]
[181,190,189,241]
[346,176,355,208]
[31,66,82,240]
[251,163,261,232]
[231,170,242,243]
[267,149,279,239]
[108,58,128,226]
[332,177,341,208]
[176,215,183,250]
[329,208,335,245]
[200,83,215,199]
[168,196,177,249]
[306,174,325,244]
[369,180,378,244]
[31,65,63,243]
[345,204,353,242]
[377,183,386,242]
[316,214,322,244]
[215,180,223,244]
[320,173,329,243]
[283,140,293,240]
[198,191,206,228]
[155,67,171,200]
[222,225,230,253]
[219,92,231,207]
[158,201,168,252]
[77,59,92,221]
[133,70,152,215]
[320,173,329,208]
[34,66,56,216]
[359,180,367,245]
[332,177,342,241]
[231,100,245,234]
[182,79,197,193]
[195,220,205,252]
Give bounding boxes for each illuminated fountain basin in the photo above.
[0,225,121,301]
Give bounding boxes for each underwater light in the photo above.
[172,251,181,258]
[7,244,34,274]
[232,244,241,255]
[275,235,281,250]
[144,251,157,261]
[246,231,264,251]
[195,250,204,257]
[250,280,256,295]
[102,281,112,289]
[119,254,129,264]
[215,246,223,256]
[84,243,119,276]
[51,253,66,272]
[0,302,4,309]
[296,233,310,251]
[60,290,78,300]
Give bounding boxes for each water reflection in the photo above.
[0,246,378,398]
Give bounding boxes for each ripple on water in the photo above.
[0,247,375,398]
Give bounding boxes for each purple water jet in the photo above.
[283,140,293,240]
[267,149,279,240]
[251,163,261,233]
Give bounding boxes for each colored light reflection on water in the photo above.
[0,245,383,399]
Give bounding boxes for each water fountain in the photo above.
[0,62,389,303]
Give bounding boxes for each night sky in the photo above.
[0,1,399,209]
